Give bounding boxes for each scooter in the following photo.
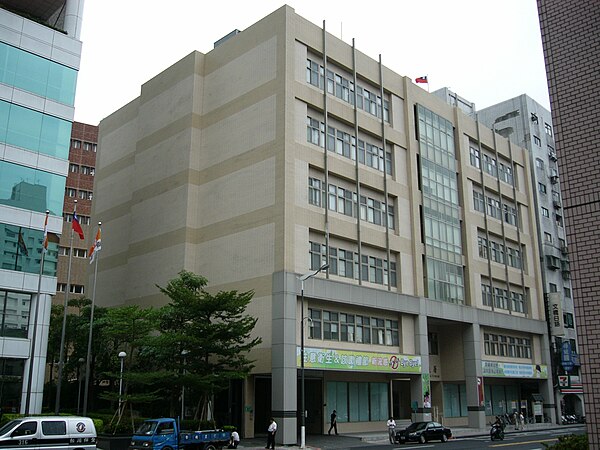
[490,421,505,441]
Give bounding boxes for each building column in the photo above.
[463,323,486,428]
[271,272,298,445]
[20,292,52,414]
[540,332,557,423]
[411,314,431,422]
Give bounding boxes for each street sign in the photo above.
[561,341,574,372]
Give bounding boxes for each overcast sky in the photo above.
[73,0,549,125]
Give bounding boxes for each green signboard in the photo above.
[297,347,421,374]
[482,361,548,379]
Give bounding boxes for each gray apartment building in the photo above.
[94,6,555,444]
[537,0,600,446]
[0,1,85,414]
[478,95,584,421]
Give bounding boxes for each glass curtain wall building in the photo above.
[0,1,85,414]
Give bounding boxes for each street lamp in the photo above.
[298,262,328,449]
[181,350,189,420]
[76,358,85,414]
[118,351,127,417]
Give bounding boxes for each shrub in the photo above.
[543,434,587,450]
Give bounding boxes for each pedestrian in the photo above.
[387,416,396,444]
[519,411,525,431]
[328,409,338,435]
[228,428,240,448]
[266,417,277,449]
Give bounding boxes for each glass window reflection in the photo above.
[0,100,71,159]
[0,161,66,215]
[0,223,58,277]
[0,43,77,105]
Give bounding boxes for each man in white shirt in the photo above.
[228,429,240,448]
[266,418,277,449]
[387,416,396,444]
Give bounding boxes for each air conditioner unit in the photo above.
[553,200,562,209]
[550,175,559,184]
[549,152,558,162]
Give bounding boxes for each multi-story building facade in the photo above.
[94,6,555,444]
[537,0,600,445]
[478,95,584,421]
[0,1,85,413]
[57,122,98,301]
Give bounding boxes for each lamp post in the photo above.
[76,358,85,414]
[118,351,126,417]
[298,263,328,449]
[181,350,189,420]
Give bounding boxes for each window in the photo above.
[308,177,323,207]
[309,308,398,347]
[482,284,493,306]
[57,283,85,294]
[66,188,76,197]
[78,190,93,200]
[469,147,481,169]
[541,207,549,218]
[538,183,547,194]
[564,287,571,298]
[533,135,541,146]
[42,421,67,436]
[485,332,531,359]
[549,283,558,292]
[564,312,575,328]
[556,214,563,227]
[473,190,485,213]
[307,116,324,147]
[81,166,95,176]
[428,332,439,355]
[545,123,553,136]
[306,59,324,88]
[544,232,552,243]
[72,139,81,148]
[83,142,93,151]
[535,158,544,169]
[443,384,467,418]
[511,292,525,313]
[69,163,79,173]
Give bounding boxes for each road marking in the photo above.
[490,438,558,447]
[394,446,434,449]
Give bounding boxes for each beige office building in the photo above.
[94,6,554,444]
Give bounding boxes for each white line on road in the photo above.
[394,446,434,450]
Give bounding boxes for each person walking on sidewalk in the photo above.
[387,416,396,443]
[328,409,338,435]
[266,418,277,449]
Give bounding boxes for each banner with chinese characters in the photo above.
[297,347,422,373]
[482,361,548,379]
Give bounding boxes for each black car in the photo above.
[394,421,452,444]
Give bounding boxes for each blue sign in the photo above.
[561,341,574,372]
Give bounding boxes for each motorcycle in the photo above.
[490,421,505,441]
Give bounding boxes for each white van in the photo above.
[0,416,96,449]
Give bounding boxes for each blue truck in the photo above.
[128,418,231,450]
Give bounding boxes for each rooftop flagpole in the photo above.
[82,221,101,416]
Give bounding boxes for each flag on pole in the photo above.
[72,211,85,240]
[415,76,428,84]
[43,211,49,252]
[17,228,28,256]
[89,226,102,264]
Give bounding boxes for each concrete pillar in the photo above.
[540,332,557,423]
[64,0,85,39]
[463,323,486,428]
[20,293,52,414]
[410,314,431,422]
[271,272,298,445]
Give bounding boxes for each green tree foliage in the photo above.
[156,271,262,421]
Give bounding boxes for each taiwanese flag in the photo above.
[72,212,85,240]
[415,76,428,84]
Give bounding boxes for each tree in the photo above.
[156,270,262,424]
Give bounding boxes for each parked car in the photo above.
[394,421,452,444]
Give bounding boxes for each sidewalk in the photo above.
[233,423,584,450]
